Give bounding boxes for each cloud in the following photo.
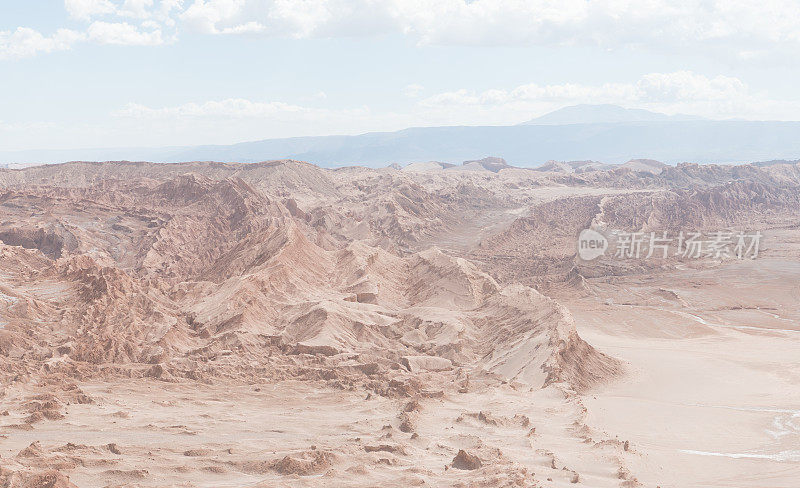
[6,0,800,60]
[65,0,117,21]
[419,71,800,121]
[173,0,800,52]
[0,22,166,59]
[105,97,397,144]
[421,72,750,107]
[114,97,368,119]
[119,0,156,19]
[3,1,174,60]
[636,72,748,102]
[394,0,800,48]
[180,0,251,34]
[87,21,164,45]
[403,84,425,98]
[0,27,86,60]
[0,120,59,131]
[66,0,171,21]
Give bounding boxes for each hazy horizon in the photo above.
[5,103,800,168]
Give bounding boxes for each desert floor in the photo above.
[3,256,799,487]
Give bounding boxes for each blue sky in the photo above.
[3,0,800,151]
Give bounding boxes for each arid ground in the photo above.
[1,158,799,487]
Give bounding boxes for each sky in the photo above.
[2,0,800,151]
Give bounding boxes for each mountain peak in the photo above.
[521,104,705,125]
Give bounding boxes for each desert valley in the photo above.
[0,158,798,487]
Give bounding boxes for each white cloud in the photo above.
[219,21,266,34]
[114,98,367,119]
[181,0,249,34]
[421,72,749,107]
[403,84,425,98]
[65,0,117,21]
[173,0,800,52]
[636,72,748,103]
[0,27,86,60]
[1,21,165,60]
[4,0,800,60]
[87,21,164,45]
[2,1,175,60]
[65,0,168,21]
[0,120,58,131]
[155,0,183,26]
[119,0,156,19]
[419,71,800,121]
[104,97,396,145]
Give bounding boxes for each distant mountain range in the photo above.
[520,104,705,125]
[3,105,800,168]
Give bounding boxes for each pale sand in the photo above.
[569,258,800,487]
